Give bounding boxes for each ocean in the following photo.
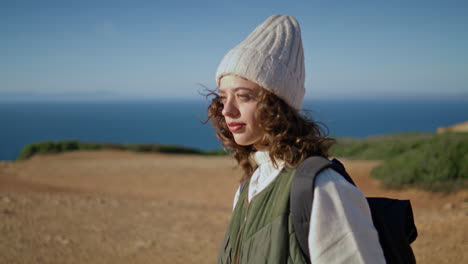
[1,99,467,161]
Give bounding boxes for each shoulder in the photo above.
[315,168,362,194]
[315,167,350,184]
[313,168,370,214]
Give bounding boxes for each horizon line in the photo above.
[1,91,467,102]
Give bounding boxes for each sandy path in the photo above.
[0,151,467,263]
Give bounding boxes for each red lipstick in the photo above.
[227,122,245,132]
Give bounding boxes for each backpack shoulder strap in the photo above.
[290,156,334,263]
[329,158,356,186]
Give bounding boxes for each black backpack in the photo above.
[290,156,418,264]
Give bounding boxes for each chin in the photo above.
[233,135,261,147]
[234,140,251,146]
[233,136,250,146]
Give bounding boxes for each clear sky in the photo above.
[1,0,467,100]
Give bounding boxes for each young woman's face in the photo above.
[219,75,266,149]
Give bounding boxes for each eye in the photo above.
[237,93,251,101]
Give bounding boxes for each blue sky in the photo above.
[1,0,467,100]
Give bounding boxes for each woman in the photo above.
[208,15,386,263]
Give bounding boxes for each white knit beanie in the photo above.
[216,15,305,110]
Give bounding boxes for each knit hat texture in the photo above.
[216,15,305,110]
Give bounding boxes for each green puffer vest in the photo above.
[217,167,308,264]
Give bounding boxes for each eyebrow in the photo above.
[218,87,254,94]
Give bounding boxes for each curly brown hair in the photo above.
[207,87,335,181]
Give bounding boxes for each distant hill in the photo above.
[437,121,468,134]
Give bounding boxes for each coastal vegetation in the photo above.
[330,132,435,160]
[17,132,468,192]
[17,140,225,161]
[331,132,468,192]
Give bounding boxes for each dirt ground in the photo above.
[0,150,467,263]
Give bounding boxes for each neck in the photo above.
[253,143,269,151]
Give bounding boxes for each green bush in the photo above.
[77,142,104,150]
[59,140,80,151]
[331,132,434,160]
[371,133,468,192]
[17,140,217,160]
[124,143,159,153]
[17,144,39,160]
[157,144,203,155]
[17,141,61,160]
[202,149,229,156]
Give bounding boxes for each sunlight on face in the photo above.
[218,75,266,149]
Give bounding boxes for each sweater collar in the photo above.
[253,151,285,167]
[253,151,271,166]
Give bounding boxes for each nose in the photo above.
[221,96,240,118]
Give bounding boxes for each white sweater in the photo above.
[232,151,386,263]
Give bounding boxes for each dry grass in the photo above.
[0,151,467,263]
